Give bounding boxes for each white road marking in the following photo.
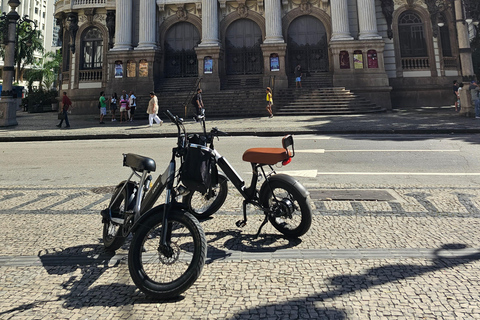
[277,170,318,178]
[295,149,460,153]
[245,170,318,178]
[296,149,326,153]
[294,136,332,140]
[316,172,480,176]
[325,150,461,152]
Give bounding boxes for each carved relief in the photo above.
[176,5,188,20]
[381,0,394,39]
[300,0,312,13]
[225,1,258,16]
[237,3,249,17]
[78,13,105,25]
[106,10,115,49]
[288,0,327,13]
[67,12,78,54]
[165,4,197,19]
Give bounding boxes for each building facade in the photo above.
[54,0,474,113]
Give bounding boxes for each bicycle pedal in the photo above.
[236,220,247,228]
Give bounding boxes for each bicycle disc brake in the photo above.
[158,243,180,265]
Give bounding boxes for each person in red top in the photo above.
[57,92,72,128]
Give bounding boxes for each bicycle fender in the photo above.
[130,203,187,233]
[259,173,310,201]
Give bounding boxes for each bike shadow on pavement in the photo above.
[37,244,141,308]
[205,229,302,264]
[230,243,480,319]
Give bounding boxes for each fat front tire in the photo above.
[182,173,228,219]
[102,183,134,251]
[128,210,207,299]
[261,177,312,238]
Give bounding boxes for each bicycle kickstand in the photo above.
[255,214,269,238]
[235,200,249,228]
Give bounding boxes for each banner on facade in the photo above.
[139,60,148,77]
[353,51,363,69]
[204,57,213,74]
[270,54,280,72]
[115,61,123,78]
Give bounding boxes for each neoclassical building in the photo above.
[54,0,474,114]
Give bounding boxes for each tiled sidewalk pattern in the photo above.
[1,184,480,319]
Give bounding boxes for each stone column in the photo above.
[330,0,353,41]
[357,0,382,40]
[137,0,157,49]
[264,0,284,44]
[454,0,474,79]
[112,0,132,50]
[199,0,220,47]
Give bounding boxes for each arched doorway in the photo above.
[287,16,328,74]
[164,22,200,78]
[225,19,263,75]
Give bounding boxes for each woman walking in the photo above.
[266,87,273,118]
[147,91,163,126]
[110,93,118,121]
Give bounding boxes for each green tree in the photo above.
[0,21,44,83]
[25,50,62,91]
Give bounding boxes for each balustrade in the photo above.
[78,69,103,82]
[443,56,458,69]
[73,0,105,5]
[401,57,430,70]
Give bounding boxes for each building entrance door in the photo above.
[164,22,200,78]
[225,19,263,75]
[287,16,328,74]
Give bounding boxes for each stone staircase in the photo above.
[140,74,384,119]
[274,87,385,115]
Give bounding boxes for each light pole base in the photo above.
[0,99,18,127]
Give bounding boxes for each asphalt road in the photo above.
[2,134,480,188]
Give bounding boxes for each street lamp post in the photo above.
[0,0,36,127]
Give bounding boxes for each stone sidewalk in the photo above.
[0,106,479,142]
[1,183,480,319]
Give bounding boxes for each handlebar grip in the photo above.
[165,110,176,122]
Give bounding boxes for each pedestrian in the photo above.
[99,91,107,124]
[453,80,459,111]
[110,93,118,121]
[120,90,129,120]
[119,94,128,123]
[469,81,480,118]
[129,91,136,122]
[56,92,71,128]
[192,88,205,122]
[457,82,464,112]
[295,64,302,88]
[147,91,163,126]
[266,87,273,118]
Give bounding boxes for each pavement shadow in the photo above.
[230,243,480,319]
[205,229,302,263]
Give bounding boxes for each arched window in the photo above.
[81,27,103,69]
[398,11,427,57]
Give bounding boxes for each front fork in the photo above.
[160,160,176,257]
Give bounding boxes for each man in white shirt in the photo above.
[129,91,136,122]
